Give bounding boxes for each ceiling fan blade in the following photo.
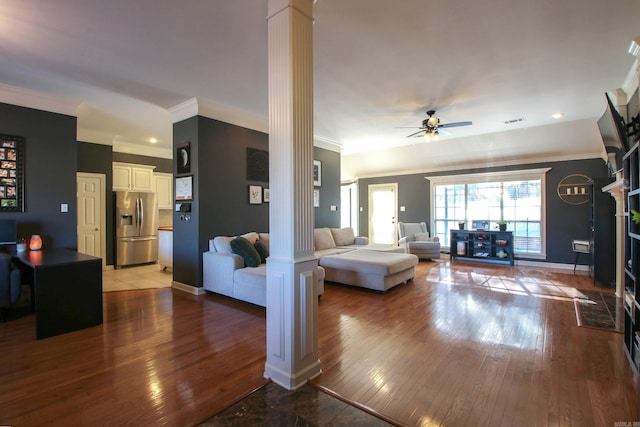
[437,128,452,136]
[439,121,472,128]
[405,129,425,138]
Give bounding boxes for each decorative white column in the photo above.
[264,0,321,390]
[603,179,626,297]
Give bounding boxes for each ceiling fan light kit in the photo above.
[406,109,472,141]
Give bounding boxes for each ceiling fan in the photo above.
[404,110,472,142]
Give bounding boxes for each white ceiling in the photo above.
[1,0,639,180]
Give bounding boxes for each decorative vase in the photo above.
[29,234,42,251]
[498,224,507,232]
[458,222,465,230]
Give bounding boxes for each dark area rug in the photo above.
[574,290,623,332]
[197,382,394,426]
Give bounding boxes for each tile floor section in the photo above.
[197,382,394,426]
[102,263,173,292]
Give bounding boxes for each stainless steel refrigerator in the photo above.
[115,191,159,267]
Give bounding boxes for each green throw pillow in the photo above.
[254,239,270,263]
[230,236,262,267]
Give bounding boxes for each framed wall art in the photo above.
[247,148,269,182]
[313,189,320,207]
[175,175,193,201]
[263,188,270,203]
[313,160,321,187]
[0,134,24,212]
[249,185,262,204]
[177,143,190,175]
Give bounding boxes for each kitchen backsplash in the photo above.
[159,209,173,226]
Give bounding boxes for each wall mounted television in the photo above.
[597,92,629,177]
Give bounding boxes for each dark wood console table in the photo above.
[450,229,514,266]
[14,249,103,339]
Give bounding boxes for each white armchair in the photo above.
[397,222,441,260]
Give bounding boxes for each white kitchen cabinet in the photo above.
[113,162,155,192]
[153,172,173,209]
[158,229,173,270]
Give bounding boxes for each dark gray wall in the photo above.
[357,157,612,265]
[314,147,341,228]
[173,116,200,286]
[0,102,77,248]
[173,116,341,287]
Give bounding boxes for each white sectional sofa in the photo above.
[202,231,325,307]
[202,227,418,306]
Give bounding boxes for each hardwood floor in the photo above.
[313,262,637,426]
[0,260,636,426]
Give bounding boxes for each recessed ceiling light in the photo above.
[149,137,157,144]
[552,112,564,119]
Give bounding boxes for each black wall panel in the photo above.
[0,102,77,249]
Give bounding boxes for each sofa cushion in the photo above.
[241,232,259,244]
[254,239,270,263]
[213,236,234,254]
[331,227,356,246]
[415,232,430,240]
[314,228,336,250]
[231,236,262,267]
[258,233,270,249]
[319,250,418,276]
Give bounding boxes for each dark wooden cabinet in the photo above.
[589,178,616,287]
[450,230,514,266]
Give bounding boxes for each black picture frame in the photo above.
[175,175,193,201]
[313,160,321,187]
[247,148,269,182]
[0,134,24,212]
[249,185,262,204]
[177,143,191,175]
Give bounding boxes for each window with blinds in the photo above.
[431,170,546,257]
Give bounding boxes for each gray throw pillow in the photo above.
[230,236,262,267]
[254,239,270,263]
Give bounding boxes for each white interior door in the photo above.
[77,172,106,269]
[368,183,398,245]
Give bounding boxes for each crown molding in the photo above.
[168,98,199,123]
[344,151,605,181]
[112,138,173,159]
[0,82,79,116]
[313,136,342,152]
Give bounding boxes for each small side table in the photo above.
[572,240,591,274]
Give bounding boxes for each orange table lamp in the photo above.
[29,234,42,250]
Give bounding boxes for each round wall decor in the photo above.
[557,174,590,205]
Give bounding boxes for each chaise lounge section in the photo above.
[202,227,418,306]
[319,249,418,292]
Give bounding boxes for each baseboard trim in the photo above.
[515,259,589,271]
[172,281,206,295]
[440,252,588,271]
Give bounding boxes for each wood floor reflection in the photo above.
[0,260,636,426]
[313,261,637,426]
